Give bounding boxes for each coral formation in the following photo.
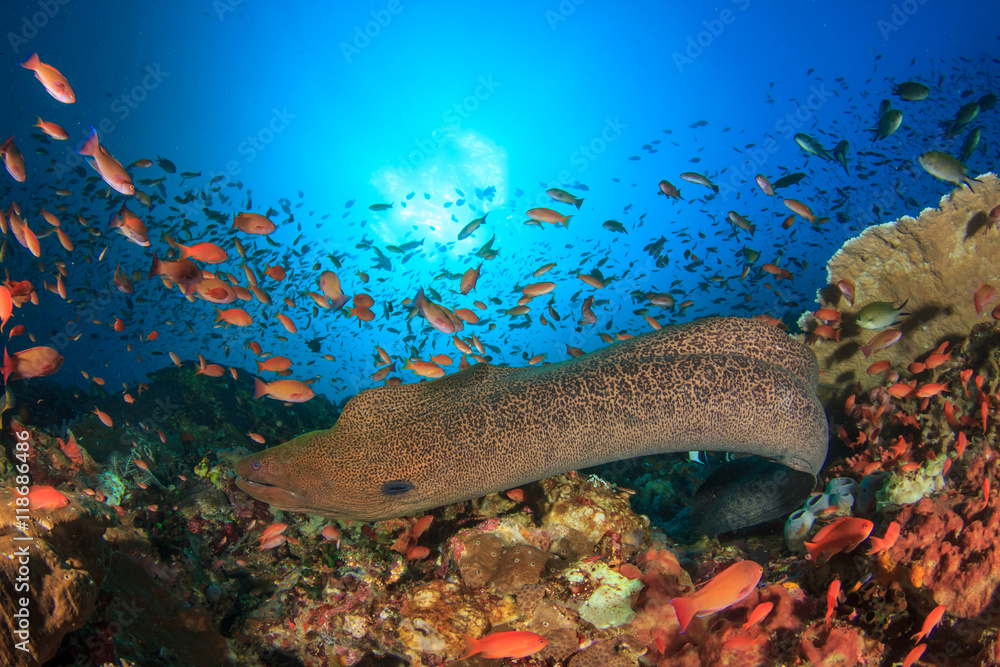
[799,172,1000,398]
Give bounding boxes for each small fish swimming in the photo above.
[856,298,909,329]
[919,151,981,190]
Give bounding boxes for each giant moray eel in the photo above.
[236,317,829,533]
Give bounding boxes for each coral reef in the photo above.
[7,284,1000,667]
[799,172,1000,399]
[0,486,116,666]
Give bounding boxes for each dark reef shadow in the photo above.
[964,210,991,240]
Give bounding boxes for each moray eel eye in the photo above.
[381,480,415,496]
[252,461,260,470]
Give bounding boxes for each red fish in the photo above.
[868,521,900,555]
[743,601,773,629]
[805,517,874,563]
[0,286,12,331]
[27,485,70,510]
[671,560,763,633]
[20,53,75,103]
[461,631,547,660]
[912,604,946,642]
[825,579,841,626]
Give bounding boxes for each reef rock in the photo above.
[0,488,117,666]
[800,173,1000,397]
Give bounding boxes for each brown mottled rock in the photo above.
[457,534,503,588]
[799,172,1000,398]
[568,637,640,667]
[0,488,116,667]
[538,472,651,559]
[491,544,552,594]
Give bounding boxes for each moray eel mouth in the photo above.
[234,457,308,513]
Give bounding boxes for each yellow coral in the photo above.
[909,562,926,588]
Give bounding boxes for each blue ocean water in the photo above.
[0,0,997,405]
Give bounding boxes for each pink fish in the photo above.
[861,329,902,359]
[974,284,996,316]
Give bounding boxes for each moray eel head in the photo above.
[234,428,425,521]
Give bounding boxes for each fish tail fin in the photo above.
[461,635,480,660]
[670,597,697,633]
[77,128,99,157]
[860,344,872,359]
[0,135,12,152]
[562,215,573,228]
[255,361,264,374]
[147,254,163,279]
[749,225,757,237]
[214,307,224,322]
[19,53,39,70]
[574,197,585,210]
[3,348,12,384]
[804,541,823,562]
[678,190,684,200]
[252,378,269,400]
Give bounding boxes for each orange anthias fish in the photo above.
[20,53,75,103]
[805,517,874,563]
[461,631,547,660]
[868,521,900,555]
[167,236,228,263]
[234,212,276,235]
[4,346,64,382]
[912,604,946,642]
[27,485,70,510]
[77,129,134,195]
[34,117,68,140]
[526,207,573,227]
[1,136,27,182]
[670,560,763,633]
[460,262,482,295]
[109,204,150,246]
[253,378,315,403]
